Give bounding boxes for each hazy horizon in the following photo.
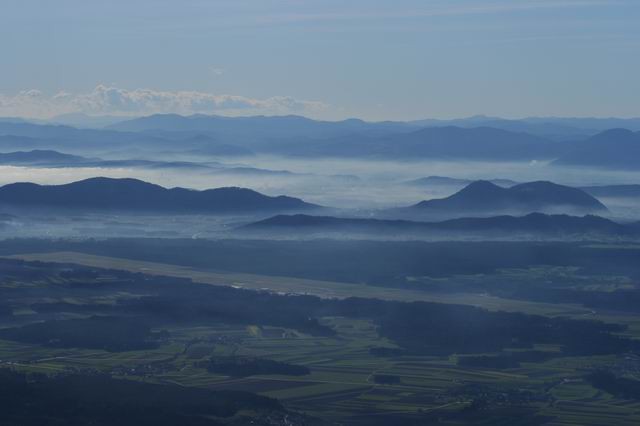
[6,111,640,124]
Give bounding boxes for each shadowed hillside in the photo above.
[242,212,632,240]
[0,177,319,214]
[554,129,640,170]
[395,181,608,219]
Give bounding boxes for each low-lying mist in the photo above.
[1,155,639,221]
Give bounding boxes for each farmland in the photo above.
[2,248,640,425]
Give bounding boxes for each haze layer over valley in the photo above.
[1,114,640,224]
[3,1,640,423]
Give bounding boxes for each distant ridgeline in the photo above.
[242,212,639,240]
[1,115,639,166]
[553,129,640,170]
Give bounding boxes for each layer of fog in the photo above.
[1,155,639,216]
[0,211,245,239]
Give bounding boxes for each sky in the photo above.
[1,0,639,121]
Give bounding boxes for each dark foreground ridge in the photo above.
[0,368,288,426]
[398,180,608,218]
[242,212,636,240]
[0,177,319,214]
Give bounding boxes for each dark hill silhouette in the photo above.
[0,177,318,214]
[553,129,640,169]
[397,180,608,218]
[241,213,633,240]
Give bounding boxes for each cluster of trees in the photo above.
[372,374,401,385]
[328,298,635,356]
[117,293,335,337]
[508,287,640,314]
[587,370,640,399]
[0,304,12,317]
[0,316,169,352]
[202,356,310,377]
[0,369,284,426]
[457,351,555,370]
[369,347,407,357]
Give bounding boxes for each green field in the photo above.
[3,251,640,425]
[4,317,640,425]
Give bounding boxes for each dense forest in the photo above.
[203,356,310,377]
[0,369,286,426]
[0,258,637,359]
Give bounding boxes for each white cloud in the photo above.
[0,85,328,118]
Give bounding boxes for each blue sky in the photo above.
[1,0,639,120]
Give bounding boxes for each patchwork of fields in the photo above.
[4,317,640,425]
[2,251,640,424]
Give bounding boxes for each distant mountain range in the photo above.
[0,177,318,214]
[269,126,571,160]
[11,113,640,136]
[2,114,640,167]
[107,114,410,144]
[110,114,640,141]
[392,181,608,219]
[0,150,88,165]
[241,213,637,240]
[182,135,254,156]
[380,126,561,160]
[0,122,252,157]
[553,129,640,170]
[0,121,156,145]
[0,135,51,151]
[101,114,635,161]
[49,113,136,129]
[410,116,640,140]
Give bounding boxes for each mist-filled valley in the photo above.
[1,143,640,239]
[1,111,640,426]
[3,1,640,423]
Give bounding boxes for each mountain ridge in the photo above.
[269,125,570,160]
[0,177,318,214]
[0,150,89,165]
[241,212,634,240]
[396,180,608,219]
[553,129,640,170]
